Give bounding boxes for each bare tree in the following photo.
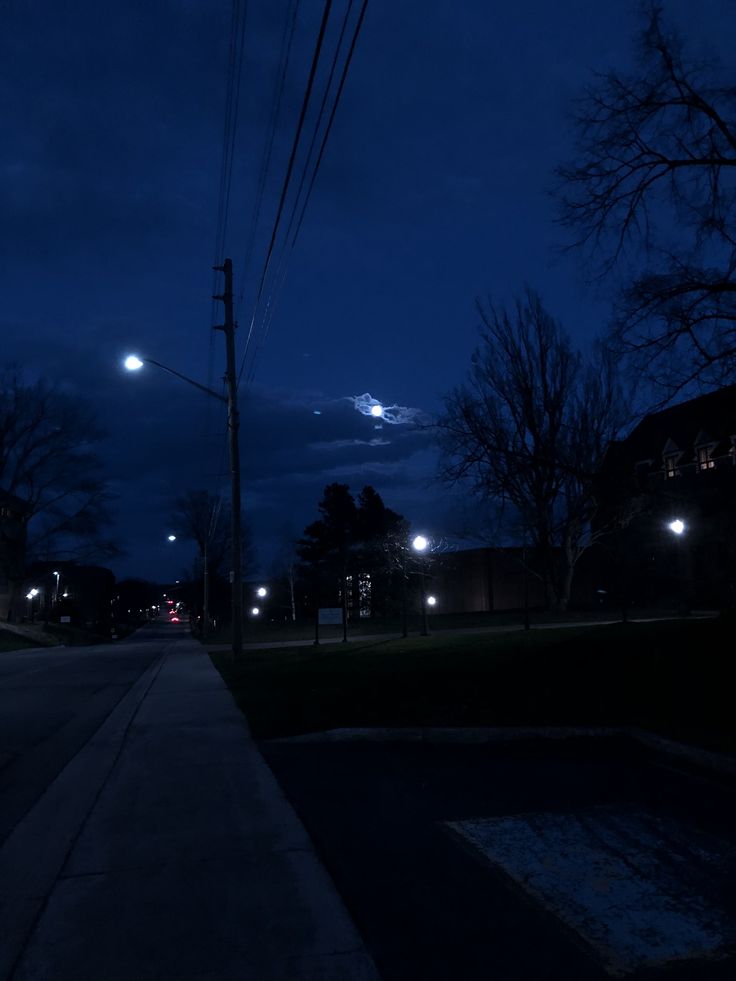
[171,488,255,635]
[172,490,228,576]
[0,368,117,572]
[437,290,628,610]
[557,3,736,399]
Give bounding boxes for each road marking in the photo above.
[447,804,735,975]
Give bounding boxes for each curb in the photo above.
[626,726,736,779]
[264,725,623,745]
[0,644,66,655]
[263,725,736,779]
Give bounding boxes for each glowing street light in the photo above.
[26,586,39,623]
[256,586,268,598]
[412,534,430,636]
[124,355,144,371]
[426,595,437,607]
[251,607,260,617]
[167,534,177,542]
[667,518,690,614]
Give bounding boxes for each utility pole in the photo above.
[213,258,243,658]
[202,538,210,642]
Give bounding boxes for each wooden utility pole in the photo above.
[213,258,243,658]
[202,538,210,642]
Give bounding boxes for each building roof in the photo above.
[611,385,736,466]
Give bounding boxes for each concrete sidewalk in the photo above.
[0,637,380,980]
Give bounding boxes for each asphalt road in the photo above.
[0,622,174,848]
[261,735,736,981]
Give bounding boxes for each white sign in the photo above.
[318,607,342,625]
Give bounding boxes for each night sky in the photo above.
[3,1,735,583]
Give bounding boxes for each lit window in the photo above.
[696,445,715,471]
[664,454,679,479]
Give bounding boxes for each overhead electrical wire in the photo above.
[245,0,333,324]
[289,0,368,253]
[236,0,300,316]
[238,0,369,387]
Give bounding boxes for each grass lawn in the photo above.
[0,631,42,652]
[204,606,686,646]
[209,617,735,754]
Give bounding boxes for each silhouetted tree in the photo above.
[298,484,357,619]
[172,490,229,576]
[297,483,408,617]
[437,289,629,610]
[0,368,117,609]
[170,488,254,629]
[557,4,736,398]
[354,486,409,616]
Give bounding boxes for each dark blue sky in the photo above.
[2,1,734,582]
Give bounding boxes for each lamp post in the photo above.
[667,517,690,615]
[412,534,430,636]
[26,587,39,623]
[124,263,243,660]
[400,546,408,638]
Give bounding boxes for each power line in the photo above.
[240,0,370,386]
[290,0,368,250]
[236,0,300,316]
[237,0,334,386]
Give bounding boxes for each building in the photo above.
[595,384,736,610]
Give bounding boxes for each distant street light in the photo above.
[256,586,268,598]
[426,595,437,607]
[123,258,243,660]
[167,534,177,542]
[668,518,686,536]
[251,607,260,617]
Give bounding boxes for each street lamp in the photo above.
[26,587,39,623]
[667,517,689,614]
[123,259,243,661]
[256,586,268,598]
[167,534,177,542]
[412,535,430,636]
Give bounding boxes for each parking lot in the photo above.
[261,734,736,981]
